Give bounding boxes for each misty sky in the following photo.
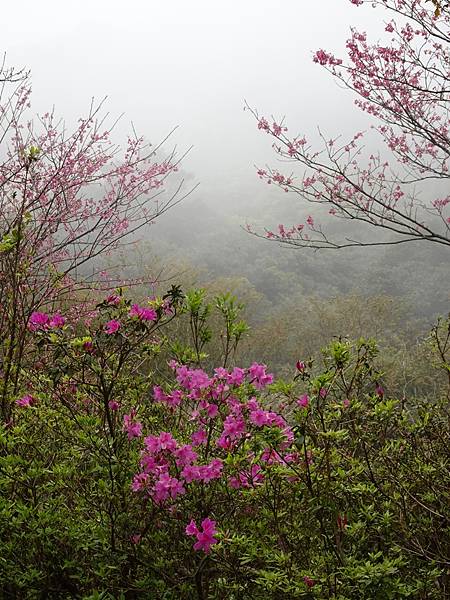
[3,0,384,198]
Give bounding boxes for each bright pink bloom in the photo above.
[108,400,120,411]
[175,444,198,467]
[153,385,167,402]
[185,518,218,553]
[249,409,269,427]
[153,473,185,503]
[185,519,198,536]
[28,312,50,331]
[16,394,34,407]
[206,403,219,418]
[181,464,202,483]
[247,363,274,389]
[129,303,157,322]
[175,365,211,391]
[105,319,121,334]
[158,431,178,451]
[123,412,142,440]
[200,458,223,482]
[222,414,246,440]
[229,463,264,489]
[296,360,306,372]
[140,307,157,321]
[297,394,310,408]
[49,313,65,328]
[131,472,149,492]
[228,367,245,386]
[191,428,208,446]
[166,390,183,407]
[214,367,228,379]
[106,294,121,306]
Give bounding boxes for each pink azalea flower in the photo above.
[140,307,157,322]
[175,444,198,467]
[200,458,223,482]
[181,464,201,483]
[158,431,178,452]
[166,390,183,407]
[106,293,121,306]
[185,519,199,536]
[222,414,246,440]
[28,312,50,331]
[108,400,120,411]
[129,303,157,322]
[206,403,218,418]
[123,412,142,440]
[131,472,149,492]
[228,367,245,386]
[297,394,310,408]
[153,385,167,403]
[153,473,185,503]
[249,409,269,427]
[186,518,218,553]
[16,394,35,407]
[49,313,65,328]
[247,363,274,390]
[104,319,121,334]
[191,428,208,446]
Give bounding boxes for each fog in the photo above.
[3,0,382,187]
[2,0,449,325]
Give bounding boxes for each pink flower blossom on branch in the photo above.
[248,0,450,250]
[123,410,143,440]
[185,518,218,553]
[104,319,121,335]
[16,394,35,407]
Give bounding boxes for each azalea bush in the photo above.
[1,286,448,598]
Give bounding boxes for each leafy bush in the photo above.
[0,290,449,598]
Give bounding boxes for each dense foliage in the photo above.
[1,291,449,598]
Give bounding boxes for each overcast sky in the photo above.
[3,0,383,198]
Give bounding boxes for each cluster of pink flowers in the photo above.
[16,394,35,408]
[106,294,121,306]
[131,362,308,553]
[104,319,121,335]
[123,409,143,440]
[132,430,223,504]
[129,303,158,322]
[185,518,218,553]
[313,49,343,66]
[297,394,310,408]
[28,312,65,331]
